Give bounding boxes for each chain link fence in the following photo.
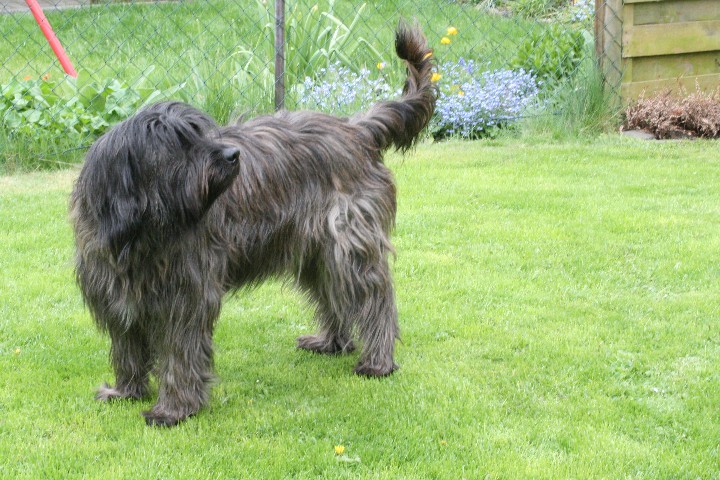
[1,0,615,169]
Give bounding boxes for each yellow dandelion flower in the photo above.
[447,26,458,36]
[334,445,345,455]
[431,72,442,82]
[458,90,465,97]
[376,61,386,70]
[440,37,451,45]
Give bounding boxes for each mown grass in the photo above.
[1,138,719,478]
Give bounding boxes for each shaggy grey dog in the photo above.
[70,21,436,426]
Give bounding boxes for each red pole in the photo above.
[25,0,78,78]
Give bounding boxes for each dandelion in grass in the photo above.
[440,37,451,45]
[447,26,458,36]
[431,72,442,82]
[376,61,385,70]
[334,445,345,455]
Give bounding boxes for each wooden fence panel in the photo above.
[596,0,720,102]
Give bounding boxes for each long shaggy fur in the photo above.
[70,21,436,427]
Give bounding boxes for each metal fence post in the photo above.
[274,0,285,111]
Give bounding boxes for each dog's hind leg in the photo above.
[297,307,356,355]
[348,256,400,377]
[96,322,152,401]
[296,257,356,355]
[317,197,400,376]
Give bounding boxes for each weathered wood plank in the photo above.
[616,0,720,102]
[622,58,634,84]
[597,0,624,91]
[621,5,635,85]
[624,20,720,57]
[594,0,606,62]
[629,52,720,82]
[634,0,720,25]
[622,73,720,100]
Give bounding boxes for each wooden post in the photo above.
[594,0,605,64]
[274,0,285,111]
[595,0,623,100]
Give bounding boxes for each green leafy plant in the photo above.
[234,0,385,104]
[456,0,570,19]
[510,0,567,18]
[0,69,181,140]
[455,0,569,18]
[511,25,585,85]
[0,69,182,171]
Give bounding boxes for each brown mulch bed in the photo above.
[623,87,720,140]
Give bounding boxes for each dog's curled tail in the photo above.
[356,20,437,152]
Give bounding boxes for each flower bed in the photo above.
[432,59,539,139]
[295,59,540,140]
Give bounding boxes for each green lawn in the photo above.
[1,138,719,478]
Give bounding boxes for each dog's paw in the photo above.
[142,408,192,427]
[296,334,355,354]
[95,383,145,402]
[353,361,399,377]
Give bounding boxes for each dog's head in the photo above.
[71,101,241,263]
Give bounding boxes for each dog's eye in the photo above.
[186,120,206,136]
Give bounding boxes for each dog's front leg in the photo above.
[96,322,152,401]
[143,307,216,427]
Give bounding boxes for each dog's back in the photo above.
[212,20,436,285]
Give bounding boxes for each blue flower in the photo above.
[431,61,540,138]
[295,59,541,140]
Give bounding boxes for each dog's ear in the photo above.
[82,136,147,266]
[102,178,144,265]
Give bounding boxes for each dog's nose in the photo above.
[222,147,240,164]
